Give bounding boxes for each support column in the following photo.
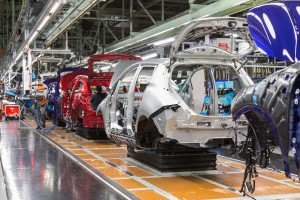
[161,0,164,22]
[22,52,31,95]
[130,0,133,36]
[122,0,124,38]
[102,21,106,53]
[12,0,15,28]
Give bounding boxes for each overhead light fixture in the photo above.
[3,0,64,78]
[28,31,38,44]
[37,15,50,31]
[50,2,61,14]
[153,37,175,46]
[141,53,157,60]
[45,0,103,47]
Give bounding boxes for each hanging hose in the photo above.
[259,142,274,168]
[38,124,56,135]
[240,146,258,195]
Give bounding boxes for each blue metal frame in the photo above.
[247,1,300,62]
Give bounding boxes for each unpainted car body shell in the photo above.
[100,17,256,148]
[100,51,253,147]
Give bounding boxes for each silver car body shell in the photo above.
[99,17,255,147]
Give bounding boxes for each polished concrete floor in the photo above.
[0,120,129,200]
[3,119,300,200]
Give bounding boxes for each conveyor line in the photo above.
[23,118,300,200]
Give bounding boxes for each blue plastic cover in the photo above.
[5,91,17,97]
[215,81,225,89]
[204,96,211,104]
[247,1,300,62]
[43,77,58,87]
[219,91,235,106]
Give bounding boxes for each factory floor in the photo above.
[1,119,300,200]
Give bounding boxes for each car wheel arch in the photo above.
[135,115,163,148]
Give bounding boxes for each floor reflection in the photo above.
[0,121,127,200]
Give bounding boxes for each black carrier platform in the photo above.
[53,118,66,127]
[127,143,217,172]
[76,127,108,140]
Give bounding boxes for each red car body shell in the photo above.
[64,73,113,128]
[61,54,141,129]
[60,71,89,120]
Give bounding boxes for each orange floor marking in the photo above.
[84,159,109,168]
[258,170,288,180]
[107,159,133,167]
[216,164,239,173]
[54,140,72,145]
[90,148,127,154]
[77,154,98,160]
[203,173,300,196]
[143,176,241,199]
[77,142,116,149]
[120,166,153,177]
[131,190,169,200]
[96,167,129,179]
[22,119,300,199]
[101,153,127,159]
[68,149,88,155]
[115,178,148,190]
[62,145,81,149]
[217,161,245,170]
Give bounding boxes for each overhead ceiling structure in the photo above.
[1,0,274,76]
[0,0,23,74]
[39,0,273,56]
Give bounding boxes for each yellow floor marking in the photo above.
[90,148,127,154]
[143,176,241,199]
[76,154,97,160]
[216,164,240,173]
[61,145,81,149]
[120,166,153,177]
[84,159,109,168]
[96,167,129,179]
[203,173,300,196]
[115,178,148,190]
[22,118,300,199]
[131,190,169,200]
[107,159,133,167]
[69,149,90,155]
[258,170,290,180]
[101,153,127,159]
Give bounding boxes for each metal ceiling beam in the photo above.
[44,0,106,46]
[137,0,157,25]
[2,0,65,78]
[105,0,273,53]
[81,17,130,22]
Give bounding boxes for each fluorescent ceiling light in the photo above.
[153,37,175,46]
[28,31,38,44]
[50,2,61,14]
[141,53,157,60]
[37,15,50,31]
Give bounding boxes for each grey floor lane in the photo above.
[0,120,128,200]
